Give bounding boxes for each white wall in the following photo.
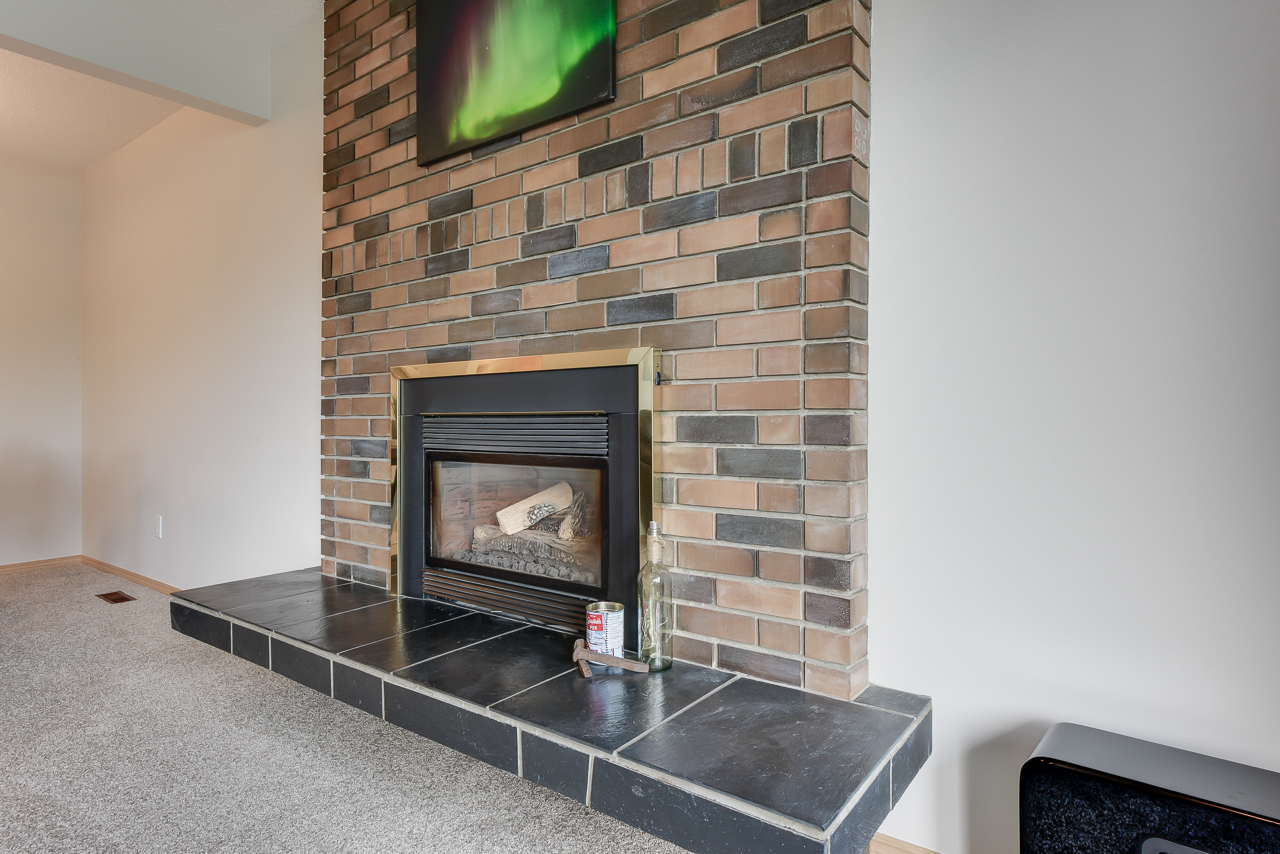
[0,157,83,564]
[80,20,322,590]
[871,2,1280,851]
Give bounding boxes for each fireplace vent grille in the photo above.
[423,566,589,633]
[421,415,608,456]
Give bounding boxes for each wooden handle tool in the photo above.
[573,638,649,676]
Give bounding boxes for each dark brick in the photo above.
[717,645,802,686]
[335,376,369,395]
[334,561,352,579]
[578,269,640,299]
[760,0,826,24]
[336,292,371,315]
[496,258,548,287]
[353,86,390,119]
[661,476,677,505]
[408,277,449,302]
[680,67,758,116]
[334,459,369,478]
[729,135,756,181]
[472,290,522,315]
[549,246,610,278]
[805,556,853,591]
[716,448,804,479]
[627,163,651,206]
[807,160,853,198]
[639,319,715,350]
[426,345,471,363]
[390,0,414,16]
[788,117,819,168]
[388,115,415,145]
[719,173,803,215]
[717,17,806,73]
[350,439,388,458]
[716,242,802,281]
[763,35,853,90]
[805,305,868,339]
[369,505,392,525]
[520,335,576,355]
[521,225,576,257]
[676,415,756,444]
[644,0,717,38]
[671,573,715,604]
[448,318,494,343]
[333,275,353,295]
[579,137,644,177]
[353,214,389,241]
[494,312,546,338]
[324,142,355,172]
[526,194,544,230]
[643,115,718,157]
[428,189,473,220]
[805,592,852,628]
[351,566,387,587]
[805,414,856,445]
[425,249,469,277]
[804,342,854,373]
[607,293,676,325]
[471,133,523,159]
[716,514,804,549]
[643,192,717,231]
[851,197,869,236]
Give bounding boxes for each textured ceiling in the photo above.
[0,49,181,171]
[138,0,322,53]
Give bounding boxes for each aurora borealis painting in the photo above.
[415,0,616,164]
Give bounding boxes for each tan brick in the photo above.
[429,296,470,322]
[547,303,607,332]
[642,257,716,292]
[720,86,804,135]
[805,519,851,554]
[651,155,675,198]
[657,445,716,473]
[674,634,715,665]
[523,158,577,192]
[618,33,677,79]
[759,125,786,174]
[564,181,584,220]
[679,1,757,54]
[678,541,756,577]
[584,175,606,216]
[703,139,728,187]
[577,327,640,350]
[676,349,755,379]
[449,268,495,295]
[758,344,801,375]
[610,94,680,138]
[759,275,801,308]
[676,150,701,194]
[758,551,801,584]
[758,414,801,444]
[607,171,627,210]
[805,626,867,667]
[717,578,802,619]
[805,660,868,701]
[388,305,428,327]
[644,49,716,98]
[659,506,717,539]
[806,449,867,481]
[471,236,520,267]
[645,114,719,158]
[678,605,755,644]
[451,157,496,188]
[549,118,609,159]
[578,268,641,300]
[406,326,448,348]
[806,67,857,112]
[678,478,756,510]
[759,620,802,654]
[716,379,801,410]
[760,208,803,241]
[806,196,852,233]
[717,310,801,344]
[522,279,576,308]
[805,483,852,518]
[805,377,868,409]
[334,499,370,521]
[657,382,714,410]
[807,232,869,268]
[471,340,521,359]
[679,215,758,255]
[677,282,755,317]
[579,209,642,245]
[758,482,801,513]
[823,106,869,163]
[611,232,679,266]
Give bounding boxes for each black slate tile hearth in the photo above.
[170,570,931,854]
[620,677,913,829]
[277,597,471,653]
[395,626,579,707]
[173,567,336,612]
[342,611,525,672]
[493,661,735,752]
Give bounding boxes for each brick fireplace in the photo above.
[321,0,871,700]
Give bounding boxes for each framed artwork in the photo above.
[415,0,616,165]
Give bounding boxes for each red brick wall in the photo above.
[321,0,870,699]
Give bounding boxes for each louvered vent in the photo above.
[423,567,589,634]
[421,414,608,456]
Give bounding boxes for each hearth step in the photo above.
[170,568,931,854]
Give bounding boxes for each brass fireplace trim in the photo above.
[388,347,659,595]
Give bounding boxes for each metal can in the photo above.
[585,601,624,657]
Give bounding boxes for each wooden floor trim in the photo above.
[1,554,179,595]
[871,833,939,854]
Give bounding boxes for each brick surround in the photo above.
[321,0,871,699]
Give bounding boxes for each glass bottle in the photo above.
[638,521,672,671]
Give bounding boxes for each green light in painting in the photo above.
[450,0,614,145]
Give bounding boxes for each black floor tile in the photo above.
[856,683,931,718]
[170,602,230,652]
[232,623,270,668]
[223,583,396,632]
[173,568,335,612]
[340,611,526,673]
[620,677,913,830]
[334,662,383,717]
[385,683,518,773]
[590,760,824,854]
[278,598,472,653]
[396,626,580,708]
[520,732,589,803]
[891,709,932,804]
[494,662,735,752]
[271,638,332,696]
[828,763,890,854]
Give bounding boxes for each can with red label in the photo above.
[585,601,624,657]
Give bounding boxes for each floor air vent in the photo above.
[96,591,136,604]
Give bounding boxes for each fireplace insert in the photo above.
[391,349,657,652]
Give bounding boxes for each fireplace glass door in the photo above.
[427,454,606,590]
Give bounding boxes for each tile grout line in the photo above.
[611,673,742,756]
